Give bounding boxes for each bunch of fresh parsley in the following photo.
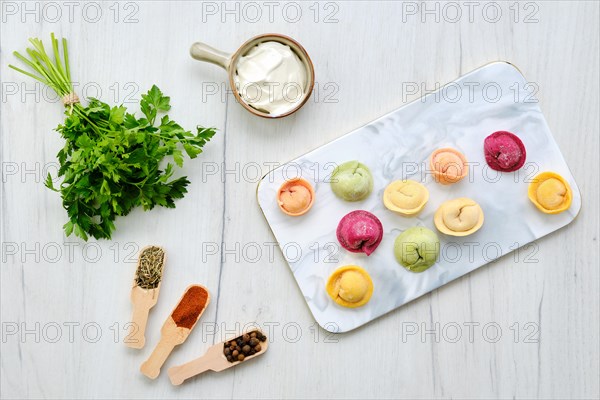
[10,35,216,240]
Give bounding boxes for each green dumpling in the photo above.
[330,161,373,201]
[394,227,440,272]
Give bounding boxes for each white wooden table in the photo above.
[1,1,598,398]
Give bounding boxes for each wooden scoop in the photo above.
[168,329,269,385]
[140,284,210,379]
[126,246,165,349]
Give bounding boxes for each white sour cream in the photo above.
[234,41,307,116]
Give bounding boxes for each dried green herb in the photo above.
[135,246,165,290]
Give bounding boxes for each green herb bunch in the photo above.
[9,34,216,240]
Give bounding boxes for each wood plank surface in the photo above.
[1,1,598,398]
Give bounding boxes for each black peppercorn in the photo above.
[223,332,268,363]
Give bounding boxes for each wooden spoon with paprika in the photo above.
[140,284,210,379]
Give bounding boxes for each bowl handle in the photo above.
[190,42,231,70]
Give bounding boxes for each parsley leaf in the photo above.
[51,86,215,240]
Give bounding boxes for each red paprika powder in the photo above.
[171,285,209,329]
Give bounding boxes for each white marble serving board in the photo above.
[257,62,581,333]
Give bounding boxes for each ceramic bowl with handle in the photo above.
[190,33,315,118]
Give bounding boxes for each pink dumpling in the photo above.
[336,210,383,256]
[484,131,526,172]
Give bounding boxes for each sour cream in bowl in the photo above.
[190,34,315,118]
[234,41,308,116]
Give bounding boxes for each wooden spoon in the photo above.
[126,246,166,349]
[168,329,269,385]
[140,284,210,379]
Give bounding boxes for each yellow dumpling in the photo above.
[326,265,373,308]
[383,180,429,216]
[528,172,572,214]
[434,198,484,236]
